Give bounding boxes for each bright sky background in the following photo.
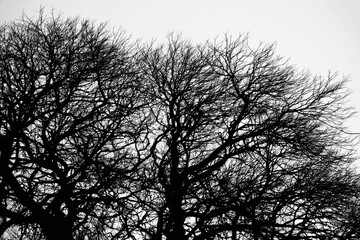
[1,0,360,143]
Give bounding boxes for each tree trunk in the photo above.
[167,204,186,240]
[166,186,186,240]
[42,218,74,240]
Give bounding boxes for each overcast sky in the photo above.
[1,0,360,134]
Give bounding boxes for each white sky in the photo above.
[0,0,360,134]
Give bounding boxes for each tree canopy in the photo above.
[0,12,359,240]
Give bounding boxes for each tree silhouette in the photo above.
[0,13,359,240]
[135,35,359,240]
[0,12,147,240]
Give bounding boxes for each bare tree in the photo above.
[136,34,359,240]
[0,12,146,240]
